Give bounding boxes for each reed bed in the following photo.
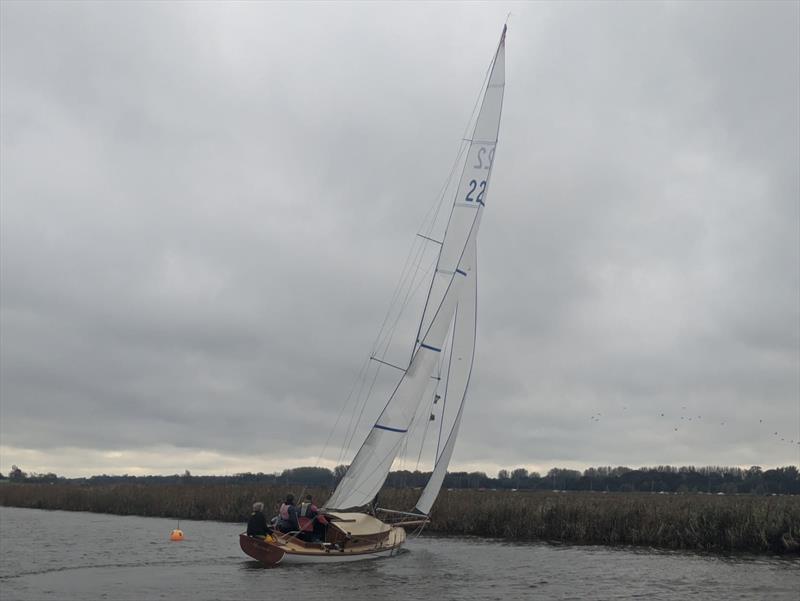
[1,483,797,554]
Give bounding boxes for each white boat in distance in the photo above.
[241,24,507,566]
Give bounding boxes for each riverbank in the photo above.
[1,483,797,554]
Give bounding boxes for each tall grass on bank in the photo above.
[1,483,797,554]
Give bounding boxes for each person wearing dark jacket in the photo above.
[246,502,270,538]
[276,494,300,533]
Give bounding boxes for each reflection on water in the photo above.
[1,506,798,600]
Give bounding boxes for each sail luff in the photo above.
[414,240,477,515]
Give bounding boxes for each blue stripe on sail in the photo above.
[456,269,467,277]
[374,424,408,433]
[420,343,442,353]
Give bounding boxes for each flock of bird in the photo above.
[587,404,799,447]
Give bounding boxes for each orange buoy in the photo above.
[169,529,184,541]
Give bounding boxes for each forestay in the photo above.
[324,26,506,512]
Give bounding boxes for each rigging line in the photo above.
[370,221,434,359]
[368,236,426,357]
[330,30,502,496]
[340,350,389,464]
[420,139,470,240]
[369,356,406,372]
[414,91,500,357]
[312,354,370,472]
[336,238,428,465]
[317,240,435,475]
[458,40,497,156]
[413,209,480,365]
[375,256,438,363]
[338,314,457,506]
[370,162,449,356]
[436,305,457,461]
[369,81,473,379]
[350,355,435,499]
[406,358,441,473]
[324,43,508,496]
[337,354,379,466]
[415,315,453,470]
[415,117,472,244]
[417,263,478,513]
[409,47,500,359]
[337,350,379,465]
[375,246,433,355]
[339,254,437,466]
[333,433,407,505]
[368,119,471,364]
[398,428,409,472]
[393,138,469,350]
[337,365,381,463]
[347,257,436,459]
[416,233,443,245]
[390,177,457,360]
[341,253,435,462]
[363,256,438,432]
[414,400,434,471]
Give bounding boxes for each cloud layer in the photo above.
[1,1,798,477]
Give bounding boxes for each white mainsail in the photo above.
[324,26,506,512]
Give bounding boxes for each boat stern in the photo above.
[239,533,286,566]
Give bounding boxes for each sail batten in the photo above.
[324,28,505,512]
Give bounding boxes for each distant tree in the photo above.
[497,469,510,480]
[9,465,26,481]
[511,468,529,480]
[333,464,348,483]
[468,471,489,488]
[280,467,334,487]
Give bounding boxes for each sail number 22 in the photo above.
[465,179,486,204]
[465,145,493,204]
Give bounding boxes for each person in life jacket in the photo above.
[276,494,300,533]
[246,502,270,538]
[298,494,328,541]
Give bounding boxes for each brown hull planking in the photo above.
[239,533,404,566]
[239,534,286,566]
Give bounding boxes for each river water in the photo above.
[0,506,797,600]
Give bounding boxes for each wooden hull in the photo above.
[239,526,406,566]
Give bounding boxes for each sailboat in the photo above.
[240,24,506,566]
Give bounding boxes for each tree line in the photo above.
[2,463,798,495]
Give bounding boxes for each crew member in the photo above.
[246,502,269,538]
[276,494,300,533]
[298,494,328,541]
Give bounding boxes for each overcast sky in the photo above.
[1,1,798,478]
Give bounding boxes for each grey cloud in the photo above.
[1,1,797,476]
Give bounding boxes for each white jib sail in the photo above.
[324,27,506,511]
[414,239,477,515]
